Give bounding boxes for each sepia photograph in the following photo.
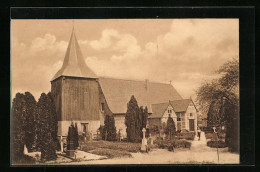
[11,19,239,165]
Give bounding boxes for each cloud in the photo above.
[11,34,68,99]
[89,29,119,50]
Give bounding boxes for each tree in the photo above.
[35,93,57,161]
[74,123,79,148]
[165,117,176,141]
[103,115,117,141]
[11,93,26,163]
[139,106,149,140]
[47,92,59,150]
[196,57,239,152]
[125,96,149,142]
[125,96,140,142]
[23,92,37,152]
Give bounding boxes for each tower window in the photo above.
[190,113,193,117]
[101,103,105,111]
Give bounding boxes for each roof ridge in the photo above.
[99,76,172,85]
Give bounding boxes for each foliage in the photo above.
[11,93,26,163]
[47,92,59,150]
[11,92,38,164]
[35,93,57,161]
[74,123,79,148]
[103,115,117,141]
[196,57,239,152]
[24,92,37,152]
[80,140,141,153]
[165,117,176,140]
[176,132,195,140]
[125,96,140,142]
[125,95,148,142]
[155,138,191,149]
[207,141,226,148]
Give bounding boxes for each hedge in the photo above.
[156,138,191,149]
[207,141,226,148]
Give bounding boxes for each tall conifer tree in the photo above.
[11,93,26,163]
[103,115,117,141]
[36,93,57,161]
[165,117,176,141]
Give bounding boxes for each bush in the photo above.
[168,145,174,152]
[207,141,226,148]
[154,137,191,149]
[172,140,191,148]
[176,132,195,140]
[80,141,140,153]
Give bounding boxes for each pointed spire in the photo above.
[51,28,97,81]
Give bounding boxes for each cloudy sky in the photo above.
[11,19,239,100]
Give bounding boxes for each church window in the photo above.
[190,113,193,117]
[101,103,105,111]
[168,109,172,113]
[177,117,181,121]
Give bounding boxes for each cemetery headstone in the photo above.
[23,144,28,154]
[60,136,64,152]
[141,128,148,152]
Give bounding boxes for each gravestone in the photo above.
[60,136,64,152]
[141,128,148,152]
[149,133,153,145]
[23,144,28,154]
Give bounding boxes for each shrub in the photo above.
[176,132,195,140]
[168,145,174,152]
[207,141,226,148]
[172,140,191,148]
[103,115,117,141]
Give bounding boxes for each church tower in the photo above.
[51,29,101,137]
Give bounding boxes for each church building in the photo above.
[51,30,198,139]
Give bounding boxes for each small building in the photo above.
[148,99,198,133]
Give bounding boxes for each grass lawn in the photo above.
[80,141,141,158]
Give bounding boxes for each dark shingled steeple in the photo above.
[51,28,97,81]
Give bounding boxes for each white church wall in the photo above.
[58,120,101,138]
[161,105,177,125]
[185,101,198,133]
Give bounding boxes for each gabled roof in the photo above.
[170,99,191,112]
[98,77,182,114]
[149,103,171,118]
[51,29,97,81]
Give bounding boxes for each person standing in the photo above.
[197,127,201,141]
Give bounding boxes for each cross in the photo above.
[142,128,146,139]
[213,126,216,133]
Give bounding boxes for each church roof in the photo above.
[51,29,97,81]
[149,103,171,118]
[98,77,182,114]
[170,99,191,112]
[149,99,191,119]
